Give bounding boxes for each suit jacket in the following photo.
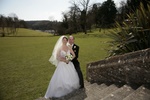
[72,44,79,63]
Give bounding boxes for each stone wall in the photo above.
[86,48,150,85]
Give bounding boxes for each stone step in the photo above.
[84,83,108,100]
[96,83,108,91]
[123,85,150,100]
[67,89,87,100]
[36,81,150,100]
[94,84,119,99]
[102,85,134,100]
[84,80,91,87]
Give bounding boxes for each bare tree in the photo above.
[70,0,91,34]
[120,1,126,21]
[0,15,6,37]
[8,13,19,35]
[68,5,81,34]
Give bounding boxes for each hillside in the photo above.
[8,28,52,37]
[25,20,61,30]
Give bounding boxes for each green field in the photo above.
[0,28,111,100]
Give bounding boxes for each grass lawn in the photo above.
[0,28,112,100]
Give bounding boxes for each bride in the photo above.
[44,36,80,99]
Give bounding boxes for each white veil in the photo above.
[49,35,67,67]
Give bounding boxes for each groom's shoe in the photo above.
[79,86,84,89]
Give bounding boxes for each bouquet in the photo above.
[65,54,73,61]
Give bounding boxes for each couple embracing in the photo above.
[44,35,84,99]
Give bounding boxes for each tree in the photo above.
[67,5,81,34]
[61,2,84,34]
[86,9,95,31]
[120,1,127,21]
[97,0,117,28]
[0,15,6,37]
[70,0,91,34]
[80,10,87,33]
[0,13,27,37]
[8,13,19,35]
[6,16,13,34]
[19,20,27,28]
[91,3,99,27]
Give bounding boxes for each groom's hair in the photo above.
[69,35,75,40]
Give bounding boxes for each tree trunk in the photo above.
[84,25,87,34]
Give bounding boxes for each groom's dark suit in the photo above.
[72,44,84,88]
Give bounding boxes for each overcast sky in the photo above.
[0,0,124,21]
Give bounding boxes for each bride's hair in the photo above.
[49,35,67,67]
[62,36,68,41]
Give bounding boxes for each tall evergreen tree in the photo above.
[97,0,117,28]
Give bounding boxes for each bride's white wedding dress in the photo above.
[44,49,80,99]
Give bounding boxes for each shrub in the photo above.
[108,3,150,57]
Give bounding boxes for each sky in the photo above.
[0,0,123,21]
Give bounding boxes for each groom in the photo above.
[68,35,84,89]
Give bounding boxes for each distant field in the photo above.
[0,28,112,100]
[3,28,52,37]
